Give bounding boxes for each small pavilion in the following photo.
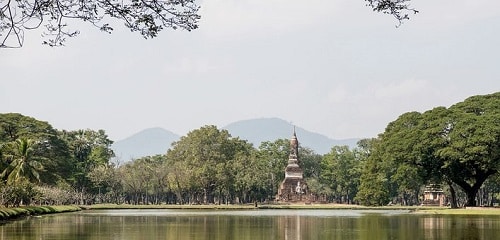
[422,184,446,206]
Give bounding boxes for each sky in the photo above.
[1,0,500,142]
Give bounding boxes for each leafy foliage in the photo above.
[1,92,498,207]
[355,138,392,206]
[165,125,256,204]
[360,92,500,206]
[365,0,418,26]
[0,178,39,207]
[1,138,44,184]
[0,1,419,48]
[0,113,72,184]
[321,146,362,204]
[0,0,200,47]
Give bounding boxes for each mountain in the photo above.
[111,127,179,162]
[111,118,360,162]
[223,118,359,154]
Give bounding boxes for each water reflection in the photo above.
[421,216,499,240]
[1,210,499,240]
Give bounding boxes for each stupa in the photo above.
[277,129,309,202]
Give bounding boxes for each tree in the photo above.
[435,92,500,206]
[369,92,500,207]
[482,173,500,206]
[232,150,269,203]
[299,147,322,179]
[0,113,71,184]
[166,125,253,204]
[60,129,114,204]
[321,146,361,204]
[377,111,426,205]
[1,138,44,184]
[0,0,201,48]
[0,113,55,142]
[118,159,150,204]
[256,139,292,200]
[355,138,392,206]
[88,163,121,203]
[1,0,417,48]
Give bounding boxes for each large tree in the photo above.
[166,125,253,204]
[1,0,417,48]
[0,113,71,184]
[369,92,500,207]
[436,92,500,206]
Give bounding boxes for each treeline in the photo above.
[1,92,499,207]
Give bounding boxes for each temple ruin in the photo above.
[277,129,310,203]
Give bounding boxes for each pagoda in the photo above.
[277,129,309,202]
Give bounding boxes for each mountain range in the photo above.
[111,127,180,162]
[111,117,360,162]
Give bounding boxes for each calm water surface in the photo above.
[1,209,499,239]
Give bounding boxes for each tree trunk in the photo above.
[466,189,478,207]
[448,182,458,209]
[453,171,494,207]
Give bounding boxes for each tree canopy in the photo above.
[1,138,43,184]
[1,92,498,207]
[356,92,500,206]
[1,0,417,48]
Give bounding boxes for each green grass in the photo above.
[416,207,500,215]
[81,203,258,210]
[0,205,81,220]
[3,204,496,217]
[83,203,499,215]
[82,203,369,210]
[3,204,498,220]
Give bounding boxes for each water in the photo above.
[1,209,499,239]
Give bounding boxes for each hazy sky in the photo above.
[1,0,499,141]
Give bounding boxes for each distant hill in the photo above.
[111,118,360,162]
[223,118,359,154]
[111,127,179,162]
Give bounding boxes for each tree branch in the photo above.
[365,0,418,27]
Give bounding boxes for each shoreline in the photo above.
[2,204,499,221]
[79,204,438,211]
[80,203,500,215]
[80,203,423,210]
[0,205,81,221]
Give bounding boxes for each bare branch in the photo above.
[1,0,200,48]
[365,0,418,27]
[1,1,418,48]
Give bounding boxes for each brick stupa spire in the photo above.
[277,128,309,202]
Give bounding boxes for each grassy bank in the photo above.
[82,203,444,211]
[416,207,500,215]
[81,203,373,210]
[4,204,497,217]
[80,203,257,210]
[0,205,81,221]
[82,204,500,215]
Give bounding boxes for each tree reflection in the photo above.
[0,210,498,240]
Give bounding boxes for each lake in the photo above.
[1,209,499,239]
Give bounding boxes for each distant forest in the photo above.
[1,92,498,208]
